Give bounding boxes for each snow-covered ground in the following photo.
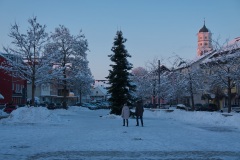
[0,106,240,160]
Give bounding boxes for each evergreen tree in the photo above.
[106,31,136,115]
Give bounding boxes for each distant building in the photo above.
[90,86,108,102]
[197,21,213,56]
[27,83,78,106]
[90,80,109,102]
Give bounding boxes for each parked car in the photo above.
[195,103,203,111]
[88,103,99,110]
[176,104,191,111]
[143,103,154,108]
[18,104,26,108]
[81,102,91,108]
[47,103,56,110]
[55,103,62,109]
[100,102,111,109]
[159,103,170,109]
[75,102,81,106]
[92,102,111,109]
[231,105,240,113]
[221,105,240,113]
[39,103,48,107]
[0,103,6,110]
[4,104,18,113]
[202,103,219,111]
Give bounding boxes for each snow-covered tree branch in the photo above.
[45,25,91,108]
[0,16,50,106]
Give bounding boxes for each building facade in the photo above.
[27,83,78,106]
[0,54,27,105]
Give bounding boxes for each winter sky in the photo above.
[0,0,240,80]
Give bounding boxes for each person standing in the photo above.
[121,104,130,127]
[135,100,144,127]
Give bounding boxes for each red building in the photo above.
[0,54,27,105]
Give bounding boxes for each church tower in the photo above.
[197,21,213,56]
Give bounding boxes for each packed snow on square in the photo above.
[0,106,240,159]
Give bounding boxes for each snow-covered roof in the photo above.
[226,37,240,50]
[174,50,215,70]
[97,86,108,95]
[175,37,240,70]
[92,85,108,95]
[202,37,240,64]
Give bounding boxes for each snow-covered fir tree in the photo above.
[106,31,136,115]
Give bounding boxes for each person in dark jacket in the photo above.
[135,100,144,127]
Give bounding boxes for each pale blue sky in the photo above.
[0,0,239,80]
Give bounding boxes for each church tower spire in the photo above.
[197,20,213,56]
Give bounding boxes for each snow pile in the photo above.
[1,106,239,129]
[148,109,240,128]
[68,106,91,112]
[0,109,8,116]
[54,106,91,116]
[1,107,61,124]
[102,114,120,119]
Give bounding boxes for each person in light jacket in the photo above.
[135,100,144,127]
[121,104,130,127]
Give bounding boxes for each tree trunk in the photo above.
[63,72,67,109]
[31,43,36,107]
[227,77,232,113]
[153,80,156,108]
[31,61,36,106]
[31,81,35,106]
[62,52,67,109]
[79,89,82,104]
[189,73,195,111]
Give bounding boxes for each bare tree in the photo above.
[0,16,49,106]
[201,38,240,113]
[133,58,170,108]
[72,64,94,104]
[170,55,205,110]
[132,67,151,101]
[45,25,89,108]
